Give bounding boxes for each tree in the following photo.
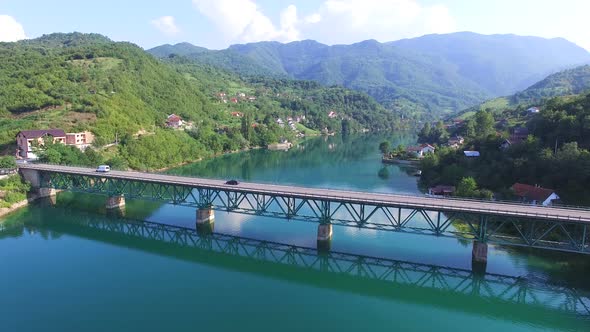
[241,115,250,141]
[418,122,432,143]
[432,121,449,143]
[379,141,391,155]
[475,110,495,137]
[464,118,476,138]
[341,119,350,136]
[43,149,62,164]
[0,156,16,169]
[455,177,478,198]
[377,167,390,179]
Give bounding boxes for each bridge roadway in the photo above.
[19,163,590,223]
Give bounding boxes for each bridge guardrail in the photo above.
[19,163,590,222]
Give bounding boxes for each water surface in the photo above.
[1,134,589,331]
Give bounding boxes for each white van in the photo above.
[96,165,111,172]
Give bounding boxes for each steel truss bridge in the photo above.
[29,213,590,318]
[19,164,590,254]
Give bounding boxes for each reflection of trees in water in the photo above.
[377,167,390,179]
[501,246,590,292]
[169,134,415,180]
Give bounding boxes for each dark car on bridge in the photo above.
[225,179,239,185]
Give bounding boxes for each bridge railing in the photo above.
[20,162,590,215]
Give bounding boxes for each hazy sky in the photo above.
[1,0,589,51]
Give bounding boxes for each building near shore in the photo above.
[511,183,560,206]
[66,131,94,150]
[16,129,66,159]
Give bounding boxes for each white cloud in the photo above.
[303,0,457,44]
[191,0,456,46]
[151,16,181,36]
[192,0,300,44]
[0,15,26,42]
[304,13,321,24]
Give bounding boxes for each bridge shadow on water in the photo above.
[3,203,590,329]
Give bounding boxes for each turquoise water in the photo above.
[1,134,589,331]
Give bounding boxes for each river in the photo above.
[1,134,589,331]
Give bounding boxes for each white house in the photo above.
[407,144,436,158]
[527,107,540,114]
[512,183,560,206]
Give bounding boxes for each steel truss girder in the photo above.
[41,171,590,254]
[66,215,590,316]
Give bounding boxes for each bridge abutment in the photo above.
[196,207,215,235]
[471,241,488,275]
[106,195,126,210]
[317,223,333,251]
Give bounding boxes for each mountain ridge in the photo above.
[148,32,590,118]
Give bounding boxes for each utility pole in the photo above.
[554,137,558,155]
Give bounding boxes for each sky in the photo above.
[1,0,589,51]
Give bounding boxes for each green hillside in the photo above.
[0,33,398,170]
[149,33,590,119]
[164,56,400,133]
[511,65,590,103]
[455,65,590,118]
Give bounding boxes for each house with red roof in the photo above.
[166,114,183,128]
[511,183,560,206]
[407,144,436,158]
[428,185,455,196]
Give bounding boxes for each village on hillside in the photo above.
[381,105,561,206]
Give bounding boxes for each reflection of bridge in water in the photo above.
[28,212,590,320]
[17,164,590,273]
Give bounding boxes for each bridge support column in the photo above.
[106,195,126,210]
[317,223,333,252]
[471,241,488,275]
[196,207,215,235]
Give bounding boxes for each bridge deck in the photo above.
[20,164,590,223]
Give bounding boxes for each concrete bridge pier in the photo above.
[196,206,215,235]
[106,195,126,210]
[317,223,333,252]
[36,193,57,207]
[471,241,488,275]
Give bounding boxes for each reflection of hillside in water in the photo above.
[168,134,418,192]
[2,207,589,326]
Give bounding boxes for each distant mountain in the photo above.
[148,42,208,58]
[149,32,590,118]
[512,65,590,103]
[453,65,590,119]
[391,32,590,96]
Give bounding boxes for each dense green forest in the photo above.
[150,33,590,119]
[417,92,590,205]
[0,33,399,170]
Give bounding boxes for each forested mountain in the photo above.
[0,32,211,146]
[0,33,398,169]
[391,32,590,95]
[149,33,590,118]
[455,65,590,118]
[148,42,208,58]
[511,65,590,103]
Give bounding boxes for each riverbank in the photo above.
[381,157,420,166]
[0,198,29,218]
